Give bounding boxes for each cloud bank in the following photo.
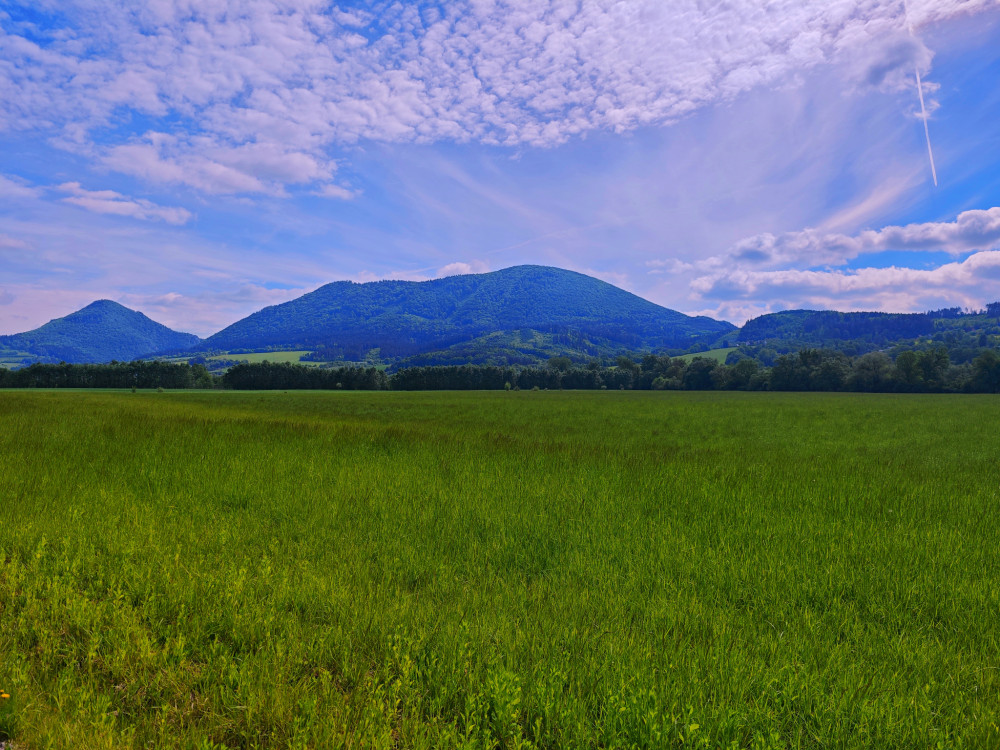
[2,0,995,195]
[716,207,1000,270]
[690,208,1000,320]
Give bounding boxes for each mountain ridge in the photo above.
[8,267,993,370]
[201,265,734,358]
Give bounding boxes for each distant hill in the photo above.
[0,300,201,365]
[5,274,998,371]
[739,310,935,347]
[735,307,1000,362]
[202,265,735,362]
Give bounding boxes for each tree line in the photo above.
[0,360,214,389]
[384,348,1000,393]
[220,363,388,390]
[4,348,1000,393]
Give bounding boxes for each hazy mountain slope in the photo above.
[0,300,202,364]
[203,265,734,355]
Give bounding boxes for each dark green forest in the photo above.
[0,361,215,389]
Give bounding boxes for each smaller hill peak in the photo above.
[0,300,201,365]
[74,299,133,315]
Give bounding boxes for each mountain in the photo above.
[0,300,202,365]
[201,265,735,362]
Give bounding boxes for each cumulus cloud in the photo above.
[438,260,489,277]
[314,183,355,200]
[708,206,1000,271]
[56,182,193,224]
[2,0,995,194]
[100,135,320,195]
[688,209,1000,321]
[693,251,1000,315]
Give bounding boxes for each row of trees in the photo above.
[4,347,1000,393]
[221,363,388,390]
[0,361,213,389]
[622,348,1000,393]
[220,350,1000,393]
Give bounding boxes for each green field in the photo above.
[206,351,319,366]
[1,391,998,748]
[0,351,31,369]
[675,347,736,364]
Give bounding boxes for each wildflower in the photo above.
[0,692,9,699]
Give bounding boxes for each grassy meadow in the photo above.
[205,352,318,366]
[0,390,998,748]
[673,347,737,364]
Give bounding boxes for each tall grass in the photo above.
[0,390,998,748]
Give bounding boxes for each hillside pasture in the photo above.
[206,350,318,365]
[674,346,736,363]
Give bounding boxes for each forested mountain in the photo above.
[6,271,1000,372]
[738,310,935,349]
[735,306,1000,362]
[0,300,201,365]
[201,265,735,359]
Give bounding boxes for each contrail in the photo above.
[913,67,938,186]
[903,0,938,186]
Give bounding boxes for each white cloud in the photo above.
[56,181,193,224]
[688,209,1000,321]
[694,251,1000,311]
[102,138,268,195]
[703,206,1000,271]
[352,268,431,284]
[0,233,30,250]
[1,0,996,194]
[437,260,490,277]
[314,183,355,200]
[117,284,313,336]
[99,133,339,195]
[0,173,41,200]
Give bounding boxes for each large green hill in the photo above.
[0,300,201,365]
[202,265,735,360]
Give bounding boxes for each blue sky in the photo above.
[2,0,1000,336]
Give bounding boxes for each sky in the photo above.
[2,0,1000,337]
